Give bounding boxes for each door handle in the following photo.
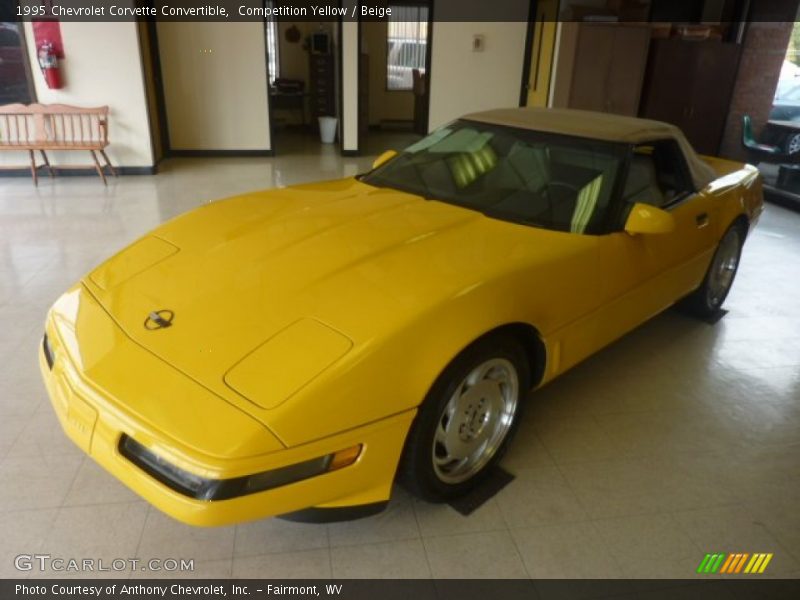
[695,213,709,228]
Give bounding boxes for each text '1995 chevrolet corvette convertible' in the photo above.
[40,108,763,525]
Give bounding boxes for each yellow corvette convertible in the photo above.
[40,108,763,525]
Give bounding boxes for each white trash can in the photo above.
[318,116,338,144]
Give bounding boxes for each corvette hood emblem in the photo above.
[144,310,174,330]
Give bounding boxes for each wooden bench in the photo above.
[0,103,117,185]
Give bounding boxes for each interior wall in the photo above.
[427,20,528,130]
[341,5,359,152]
[0,20,154,169]
[332,23,341,142]
[524,0,559,108]
[156,22,270,151]
[278,22,311,84]
[277,21,334,84]
[361,21,414,126]
[138,22,163,162]
[274,22,334,127]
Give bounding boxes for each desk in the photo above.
[270,92,307,126]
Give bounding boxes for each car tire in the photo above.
[398,334,530,502]
[678,222,746,319]
[786,133,800,155]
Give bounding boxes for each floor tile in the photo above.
[511,521,623,578]
[232,549,332,579]
[423,530,527,578]
[327,490,420,548]
[0,508,58,578]
[672,505,800,577]
[44,502,148,567]
[235,518,328,557]
[592,514,702,579]
[137,508,236,563]
[495,466,588,528]
[130,558,232,579]
[331,538,430,578]
[62,458,140,506]
[0,454,82,511]
[413,497,507,538]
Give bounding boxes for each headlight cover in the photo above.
[119,435,361,501]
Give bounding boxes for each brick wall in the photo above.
[719,0,800,160]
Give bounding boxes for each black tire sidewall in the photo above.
[702,225,745,313]
[399,334,530,502]
[786,133,800,154]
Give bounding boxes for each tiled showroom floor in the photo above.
[1,136,799,579]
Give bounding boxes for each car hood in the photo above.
[84,178,585,434]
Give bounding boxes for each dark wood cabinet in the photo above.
[567,24,651,117]
[639,40,741,155]
[309,54,335,127]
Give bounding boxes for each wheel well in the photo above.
[475,323,547,388]
[732,213,749,235]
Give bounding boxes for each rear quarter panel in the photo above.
[700,157,764,237]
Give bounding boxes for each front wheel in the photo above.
[786,132,800,155]
[398,334,529,501]
[678,223,745,318]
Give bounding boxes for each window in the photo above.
[361,120,628,235]
[386,3,429,91]
[264,1,279,84]
[0,22,34,104]
[771,21,800,121]
[622,141,693,208]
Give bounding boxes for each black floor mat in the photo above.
[702,308,729,325]
[447,467,515,516]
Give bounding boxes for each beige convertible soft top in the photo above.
[464,107,718,191]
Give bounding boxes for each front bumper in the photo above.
[39,296,415,527]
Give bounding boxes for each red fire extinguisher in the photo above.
[38,42,62,89]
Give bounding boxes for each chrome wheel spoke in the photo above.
[790,135,800,154]
[465,361,495,386]
[431,357,519,484]
[434,406,455,447]
[707,230,740,308]
[444,433,473,460]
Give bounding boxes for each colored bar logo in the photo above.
[697,552,773,574]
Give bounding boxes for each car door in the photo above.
[592,140,717,345]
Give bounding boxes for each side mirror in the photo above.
[624,203,676,235]
[372,150,397,170]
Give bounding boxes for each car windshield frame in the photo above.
[360,119,630,236]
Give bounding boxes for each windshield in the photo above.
[361,120,628,234]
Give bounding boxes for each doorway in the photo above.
[754,18,800,202]
[264,13,339,156]
[521,0,558,108]
[138,21,167,165]
[357,1,432,155]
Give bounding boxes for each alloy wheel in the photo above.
[431,358,519,484]
[707,229,741,309]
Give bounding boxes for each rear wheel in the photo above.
[398,334,529,501]
[786,132,800,155]
[678,223,745,318]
